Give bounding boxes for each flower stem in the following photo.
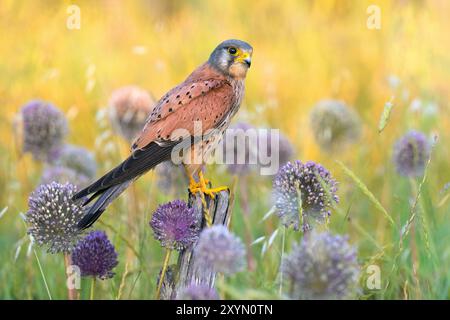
[90,277,96,300]
[238,176,256,272]
[33,249,52,300]
[279,226,286,297]
[64,253,79,300]
[155,249,172,299]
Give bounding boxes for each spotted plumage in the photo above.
[74,39,253,229]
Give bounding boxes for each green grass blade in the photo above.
[336,161,396,227]
[378,98,394,133]
[0,206,8,219]
[33,250,52,300]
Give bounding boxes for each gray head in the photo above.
[208,39,253,79]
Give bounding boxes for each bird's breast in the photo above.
[229,79,245,118]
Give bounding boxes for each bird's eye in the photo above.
[227,47,238,55]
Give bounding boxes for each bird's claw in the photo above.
[188,172,228,198]
[190,185,229,198]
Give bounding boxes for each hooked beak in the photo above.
[244,57,252,68]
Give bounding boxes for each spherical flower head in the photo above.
[309,100,361,151]
[26,182,84,253]
[155,161,189,194]
[282,231,360,300]
[222,122,259,175]
[259,130,294,171]
[393,130,430,177]
[276,133,294,167]
[177,283,220,300]
[150,200,200,251]
[19,100,68,161]
[49,144,97,179]
[41,166,89,189]
[273,160,338,231]
[108,86,155,142]
[193,225,246,275]
[71,230,118,280]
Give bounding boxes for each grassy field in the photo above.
[0,0,449,300]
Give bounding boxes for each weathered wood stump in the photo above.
[160,190,231,300]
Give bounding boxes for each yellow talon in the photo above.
[188,176,201,192]
[185,170,228,227]
[186,168,210,192]
[189,171,228,198]
[199,186,229,198]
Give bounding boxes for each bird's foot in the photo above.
[189,171,228,198]
[192,186,229,198]
[188,177,210,192]
[187,171,228,227]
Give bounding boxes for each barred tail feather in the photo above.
[77,181,132,229]
[73,141,178,230]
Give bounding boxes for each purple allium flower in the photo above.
[72,230,118,280]
[275,133,294,167]
[177,283,220,300]
[26,182,84,253]
[258,130,294,171]
[273,160,338,231]
[193,225,246,275]
[108,86,155,142]
[282,231,360,300]
[150,200,200,251]
[222,122,259,175]
[19,100,68,161]
[40,166,89,189]
[393,130,430,177]
[309,100,361,151]
[49,144,97,179]
[155,161,189,194]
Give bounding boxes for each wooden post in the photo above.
[63,253,79,300]
[160,190,231,300]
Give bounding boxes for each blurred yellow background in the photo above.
[0,0,449,299]
[1,0,449,170]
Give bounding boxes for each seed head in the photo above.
[108,86,155,142]
[150,200,200,251]
[193,225,246,275]
[49,144,96,179]
[26,182,84,253]
[273,160,338,231]
[310,100,360,151]
[19,100,68,161]
[393,130,430,177]
[282,231,360,300]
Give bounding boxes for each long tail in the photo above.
[73,141,177,230]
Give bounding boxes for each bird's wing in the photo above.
[73,141,177,200]
[74,72,235,201]
[132,77,235,150]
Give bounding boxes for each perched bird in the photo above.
[74,39,253,229]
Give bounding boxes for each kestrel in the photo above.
[74,39,253,229]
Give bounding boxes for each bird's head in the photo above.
[208,39,253,79]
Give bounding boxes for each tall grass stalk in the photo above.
[155,248,172,299]
[90,277,96,300]
[33,249,52,300]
